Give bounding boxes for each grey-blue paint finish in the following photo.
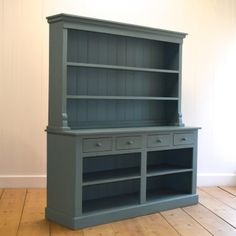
[46,13,200,230]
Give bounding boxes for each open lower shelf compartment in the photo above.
[147,148,193,176]
[146,172,193,202]
[82,179,141,214]
[83,153,141,185]
[82,149,194,214]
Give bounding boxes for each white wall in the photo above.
[1,0,236,187]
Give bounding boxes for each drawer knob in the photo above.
[156,139,162,143]
[96,142,102,147]
[181,137,187,141]
[127,140,134,145]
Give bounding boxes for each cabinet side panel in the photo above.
[48,23,69,130]
[192,131,198,194]
[46,134,78,216]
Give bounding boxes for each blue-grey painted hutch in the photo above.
[45,13,199,229]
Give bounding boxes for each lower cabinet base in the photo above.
[46,194,198,230]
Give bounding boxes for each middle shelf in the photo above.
[83,167,140,186]
[67,95,179,101]
[67,62,180,74]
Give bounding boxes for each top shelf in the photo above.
[67,62,179,74]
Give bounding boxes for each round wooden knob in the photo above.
[127,140,134,145]
[96,142,102,147]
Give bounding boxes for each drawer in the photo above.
[174,133,194,146]
[116,136,142,150]
[147,134,171,148]
[83,137,112,153]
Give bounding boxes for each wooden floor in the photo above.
[1,187,236,235]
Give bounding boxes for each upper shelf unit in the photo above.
[47,14,187,131]
[67,29,180,71]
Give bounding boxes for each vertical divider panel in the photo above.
[177,43,184,126]
[140,135,147,204]
[192,131,198,194]
[62,28,69,128]
[75,136,83,216]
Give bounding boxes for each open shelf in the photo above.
[147,189,191,202]
[146,172,192,202]
[83,192,140,214]
[67,95,179,101]
[82,179,140,214]
[147,164,192,177]
[67,29,179,71]
[147,148,193,177]
[83,153,141,185]
[67,62,179,74]
[83,167,140,186]
[67,66,179,98]
[67,100,178,129]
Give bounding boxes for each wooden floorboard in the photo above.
[0,189,3,199]
[198,188,236,228]
[0,189,26,236]
[134,213,180,236]
[50,222,84,236]
[1,187,236,235]
[219,186,236,197]
[161,208,212,235]
[200,187,236,209]
[183,203,236,236]
[17,189,50,236]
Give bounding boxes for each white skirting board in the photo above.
[0,174,236,188]
[197,173,236,186]
[0,175,46,188]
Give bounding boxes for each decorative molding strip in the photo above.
[197,173,236,186]
[0,175,46,188]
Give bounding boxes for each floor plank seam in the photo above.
[49,221,52,236]
[218,186,236,197]
[198,202,236,230]
[0,189,4,200]
[159,211,182,236]
[199,187,236,210]
[181,207,214,235]
[16,188,28,236]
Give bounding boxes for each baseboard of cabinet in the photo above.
[46,194,198,229]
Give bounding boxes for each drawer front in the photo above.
[116,136,142,150]
[83,138,112,153]
[174,133,194,146]
[147,134,171,148]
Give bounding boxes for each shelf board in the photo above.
[67,95,179,101]
[146,189,191,202]
[67,62,179,74]
[83,192,140,214]
[83,168,140,186]
[147,165,192,177]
